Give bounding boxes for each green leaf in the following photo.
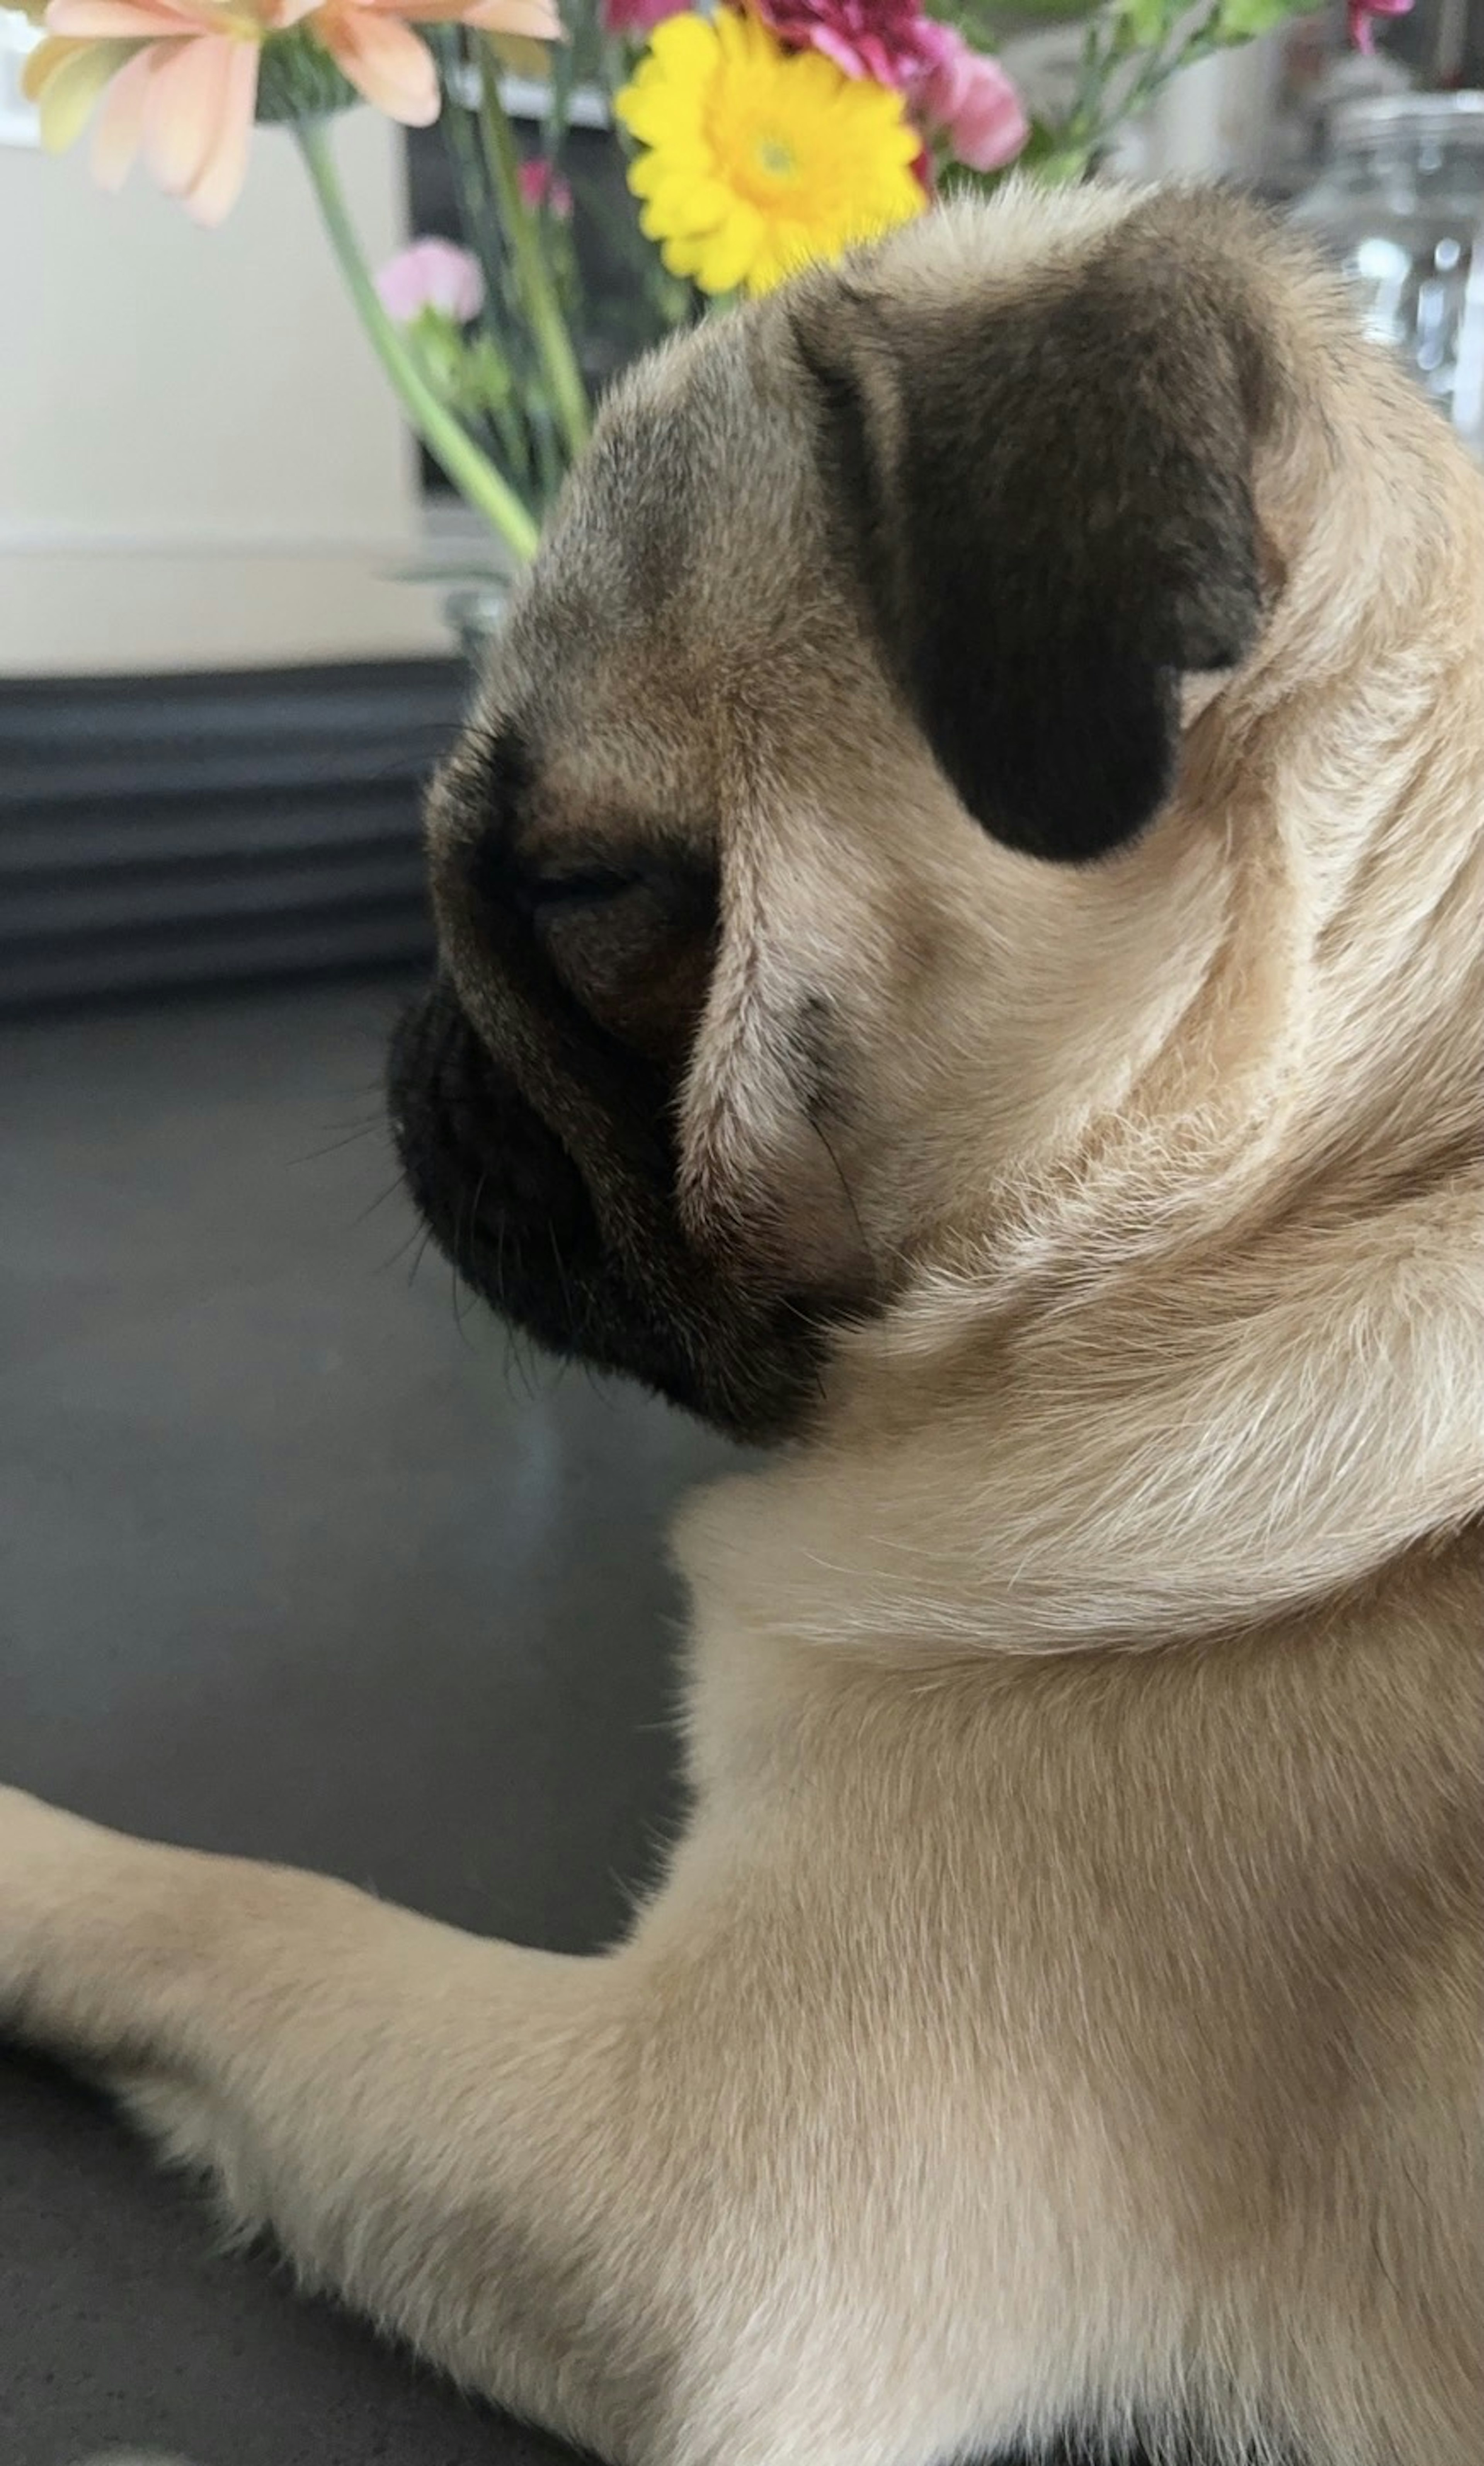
[410,310,462,380]
[956,0,1090,18]
[997,119,1094,189]
[1115,0,1173,46]
[1212,0,1306,37]
[463,334,516,417]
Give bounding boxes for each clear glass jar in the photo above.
[1290,92,1484,459]
[442,580,510,667]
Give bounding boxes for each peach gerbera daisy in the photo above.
[24,0,560,223]
[26,0,307,222]
[310,0,560,126]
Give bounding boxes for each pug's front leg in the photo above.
[0,1784,752,2466]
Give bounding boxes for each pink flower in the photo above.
[602,0,681,32]
[376,235,485,321]
[517,152,572,216]
[912,24,1026,174]
[748,0,938,89]
[1347,0,1411,52]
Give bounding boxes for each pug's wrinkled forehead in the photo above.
[473,315,840,826]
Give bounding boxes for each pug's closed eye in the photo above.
[528,856,718,1062]
[526,866,646,913]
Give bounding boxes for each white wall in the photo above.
[0,107,453,674]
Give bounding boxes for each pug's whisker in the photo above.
[546,1225,577,1350]
[290,1122,383,1167]
[403,1224,436,1291]
[321,1099,390,1127]
[465,1169,491,1260]
[374,1220,423,1276]
[809,1115,868,1264]
[352,1177,412,1233]
[450,1171,494,1345]
[451,1267,478,1350]
[503,1324,536,1406]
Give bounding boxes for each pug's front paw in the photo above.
[0,1785,139,2042]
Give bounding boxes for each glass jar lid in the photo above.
[1329,91,1484,149]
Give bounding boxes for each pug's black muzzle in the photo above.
[387,979,826,1443]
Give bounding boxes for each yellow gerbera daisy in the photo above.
[615,7,924,299]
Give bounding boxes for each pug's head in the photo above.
[389,183,1340,1443]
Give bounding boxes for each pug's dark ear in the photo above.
[793,208,1273,862]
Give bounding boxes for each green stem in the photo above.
[1078,0,1228,164]
[1062,8,1115,154]
[475,56,591,467]
[296,116,539,567]
[436,70,537,488]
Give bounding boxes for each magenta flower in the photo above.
[602,0,684,34]
[913,26,1026,174]
[1347,0,1411,50]
[749,0,940,89]
[375,237,486,324]
[517,154,574,216]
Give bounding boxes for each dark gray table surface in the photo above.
[0,974,737,2466]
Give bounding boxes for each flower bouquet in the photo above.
[10,0,1405,575]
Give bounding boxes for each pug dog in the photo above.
[3,179,1481,2466]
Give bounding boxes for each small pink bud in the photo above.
[374,237,485,327]
[517,156,574,218]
